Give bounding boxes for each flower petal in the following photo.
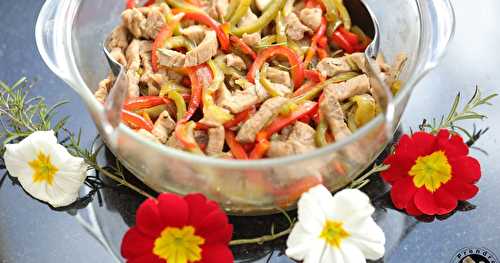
[330,189,374,223]
[437,130,468,158]
[390,176,418,210]
[199,244,234,263]
[303,239,327,263]
[200,223,233,245]
[286,222,317,260]
[449,156,481,183]
[196,209,229,239]
[434,187,458,215]
[157,193,189,228]
[411,131,437,156]
[121,227,155,260]
[345,218,385,260]
[414,188,440,215]
[318,245,342,263]
[128,253,164,263]
[443,179,479,201]
[136,198,164,238]
[185,193,219,228]
[339,240,368,263]
[405,198,423,216]
[297,186,330,234]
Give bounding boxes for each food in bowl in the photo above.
[95,0,407,160]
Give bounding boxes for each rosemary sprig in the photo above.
[350,163,390,189]
[418,87,497,141]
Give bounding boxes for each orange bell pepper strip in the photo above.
[303,16,327,68]
[225,130,249,159]
[121,110,155,131]
[123,96,171,111]
[249,139,270,159]
[247,46,305,89]
[275,176,323,207]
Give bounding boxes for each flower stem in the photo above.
[229,224,294,246]
[94,166,155,200]
[350,163,389,189]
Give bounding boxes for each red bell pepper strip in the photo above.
[332,27,358,54]
[337,26,359,46]
[304,70,325,83]
[152,18,182,72]
[181,64,211,123]
[230,35,257,60]
[303,17,327,68]
[247,46,305,89]
[318,36,328,49]
[317,48,328,60]
[172,9,230,51]
[195,122,210,130]
[127,0,156,9]
[250,139,270,159]
[225,130,249,159]
[223,107,254,129]
[123,96,170,111]
[122,110,154,131]
[257,101,318,141]
[293,81,316,97]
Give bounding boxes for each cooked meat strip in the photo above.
[206,125,225,156]
[288,122,316,148]
[107,25,129,51]
[185,30,219,67]
[194,130,209,147]
[299,8,322,31]
[125,39,141,98]
[317,57,352,77]
[142,4,168,39]
[320,86,352,140]
[236,97,289,143]
[166,134,184,149]
[151,111,176,144]
[240,10,261,47]
[285,13,312,41]
[137,129,160,143]
[208,0,229,20]
[220,79,274,113]
[267,122,316,157]
[95,77,113,104]
[181,25,207,44]
[110,48,127,66]
[326,74,370,101]
[122,8,146,38]
[266,67,292,88]
[226,54,247,71]
[157,49,186,68]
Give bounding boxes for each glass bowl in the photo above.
[36,0,455,215]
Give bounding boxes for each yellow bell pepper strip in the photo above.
[121,110,154,131]
[175,121,204,154]
[231,0,287,36]
[279,101,299,116]
[141,111,154,127]
[159,81,191,98]
[182,65,208,123]
[230,35,257,59]
[152,15,183,72]
[320,0,339,23]
[202,60,234,124]
[163,35,196,50]
[257,35,278,48]
[136,104,168,120]
[167,90,187,121]
[333,0,351,30]
[228,0,251,25]
[259,63,284,97]
[304,16,327,68]
[171,9,231,52]
[351,94,377,127]
[315,117,329,147]
[225,130,249,159]
[225,0,240,21]
[166,0,203,13]
[247,46,305,89]
[275,11,287,44]
[214,55,244,77]
[256,101,318,141]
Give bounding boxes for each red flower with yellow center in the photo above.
[121,193,234,263]
[381,130,481,216]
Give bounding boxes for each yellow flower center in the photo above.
[320,220,350,248]
[28,152,58,185]
[409,150,452,192]
[153,226,205,263]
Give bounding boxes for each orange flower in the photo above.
[381,130,481,216]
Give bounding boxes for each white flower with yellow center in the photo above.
[4,130,87,207]
[286,185,385,263]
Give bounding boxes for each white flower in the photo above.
[286,185,385,263]
[4,130,87,207]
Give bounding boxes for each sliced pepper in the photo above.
[257,101,318,141]
[304,69,325,83]
[230,35,257,60]
[126,0,156,9]
[275,11,287,44]
[182,64,209,123]
[228,0,251,26]
[166,0,203,13]
[315,117,329,147]
[247,46,305,89]
[320,0,339,23]
[203,60,234,124]
[225,130,249,159]
[225,0,240,21]
[173,10,230,51]
[175,121,204,154]
[224,107,254,129]
[123,96,170,111]
[250,139,270,159]
[333,0,352,30]
[259,63,283,97]
[231,0,287,36]
[167,90,187,121]
[332,27,359,54]
[152,16,183,72]
[122,110,154,131]
[292,72,359,104]
[304,16,327,68]
[351,94,377,127]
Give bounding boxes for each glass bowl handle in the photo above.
[416,0,456,74]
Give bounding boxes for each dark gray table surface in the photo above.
[1,0,500,262]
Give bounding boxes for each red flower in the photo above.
[121,193,234,263]
[381,130,481,216]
